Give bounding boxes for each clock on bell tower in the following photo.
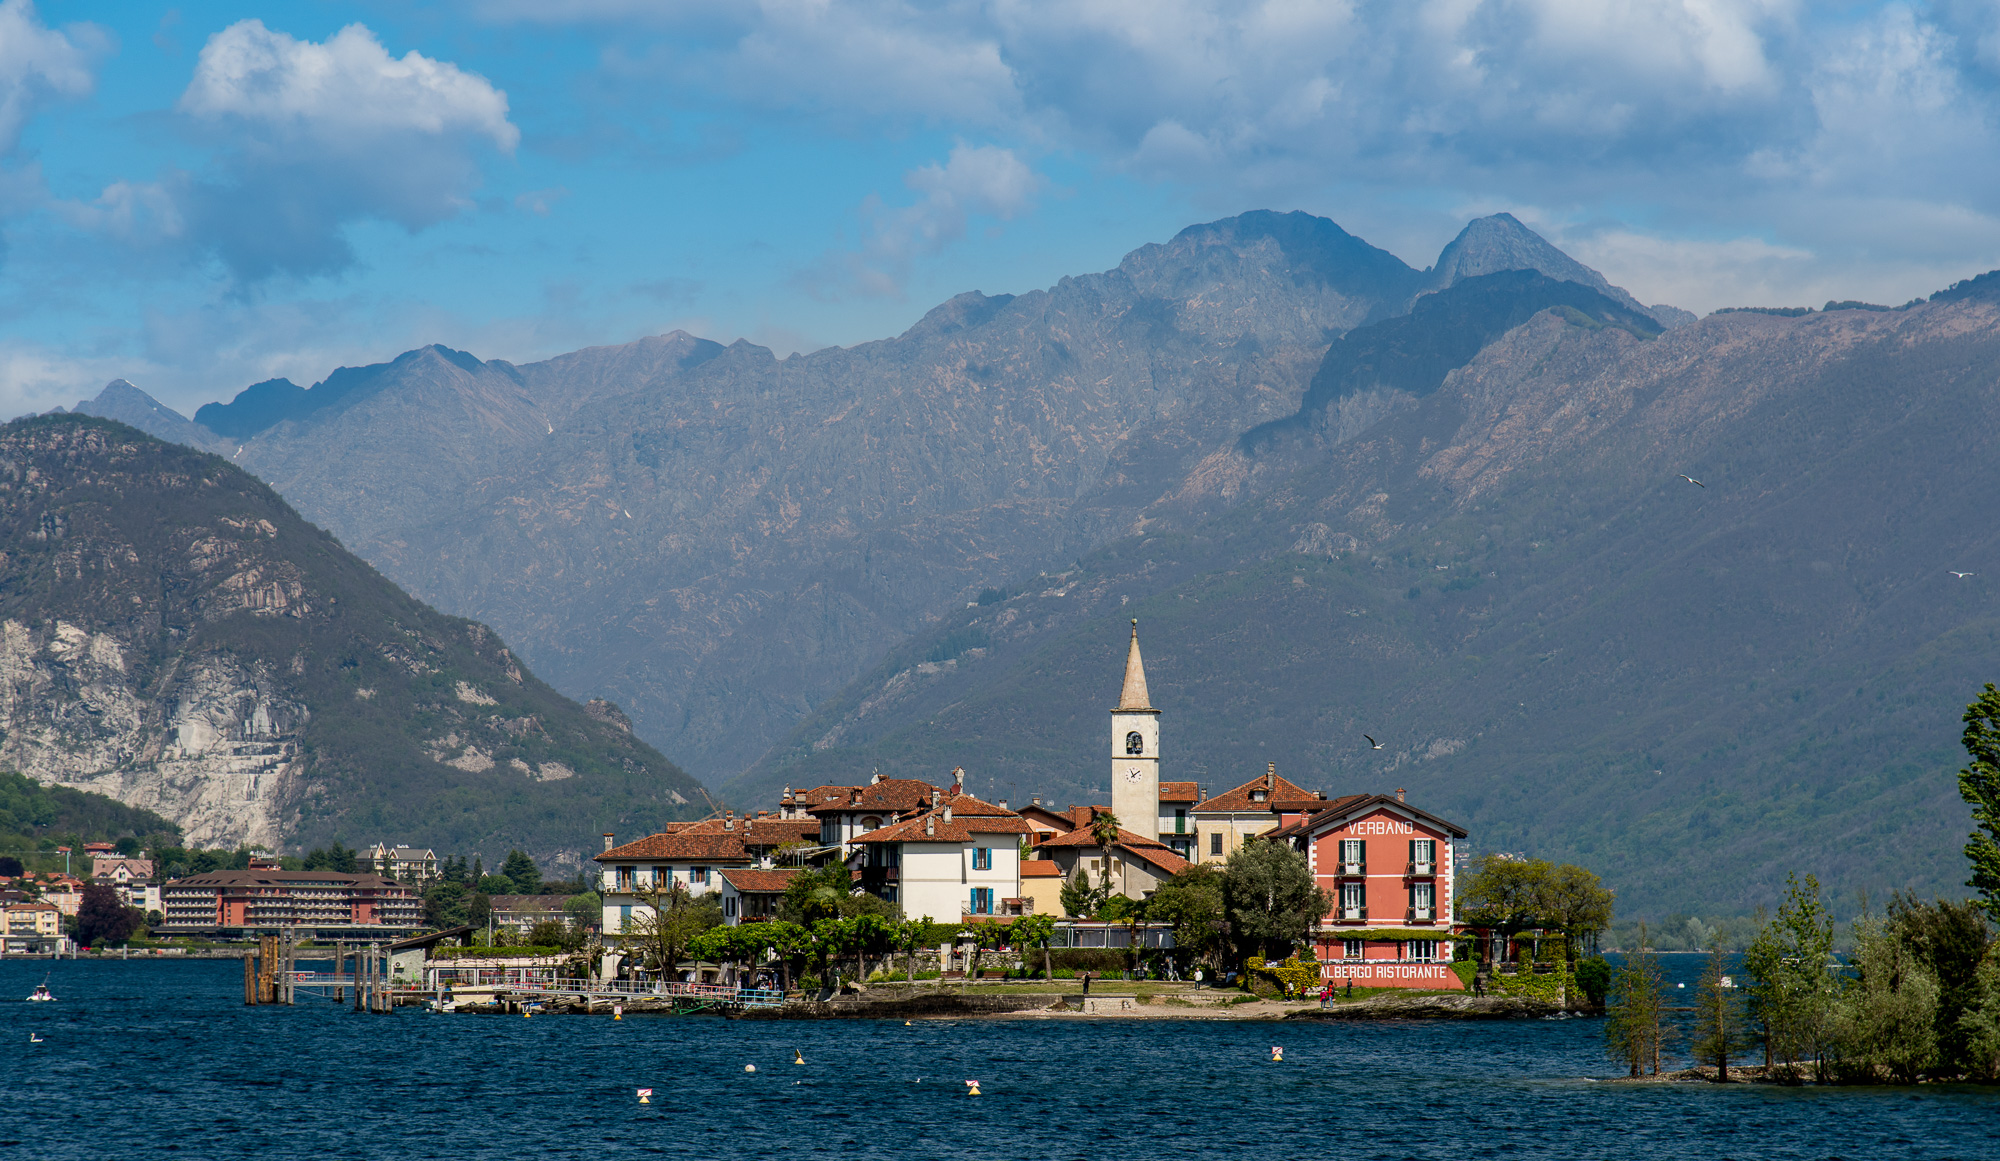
[1110,619,1160,841]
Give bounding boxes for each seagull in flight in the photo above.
[1677,474,1705,488]
[1951,571,1975,579]
[1363,735,1384,750]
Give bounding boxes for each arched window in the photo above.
[1125,731,1144,755]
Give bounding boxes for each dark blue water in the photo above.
[5,958,1995,1159]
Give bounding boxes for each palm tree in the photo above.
[1090,810,1123,902]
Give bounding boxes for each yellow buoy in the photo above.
[636,1088,652,1104]
[965,1079,982,1096]
[1270,1046,1284,1062]
[794,1049,805,1065]
[744,1064,757,1073]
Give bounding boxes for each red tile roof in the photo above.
[803,778,944,815]
[595,833,757,862]
[1159,781,1200,803]
[1192,770,1323,813]
[719,868,805,894]
[1020,860,1063,878]
[850,794,1033,843]
[674,817,821,844]
[1032,824,1191,876]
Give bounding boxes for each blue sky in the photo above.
[5,0,2000,418]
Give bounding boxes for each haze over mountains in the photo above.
[66,211,2000,913]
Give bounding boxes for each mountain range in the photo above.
[60,210,1999,914]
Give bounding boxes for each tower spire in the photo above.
[1117,618,1152,710]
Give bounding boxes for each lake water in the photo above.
[5,957,1996,1160]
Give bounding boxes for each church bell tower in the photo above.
[1110,618,1160,841]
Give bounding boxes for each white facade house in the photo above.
[593,831,752,935]
[852,794,1031,923]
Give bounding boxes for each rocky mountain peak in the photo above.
[1424,213,1691,328]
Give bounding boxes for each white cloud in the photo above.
[178,21,518,152]
[67,21,518,282]
[0,0,97,155]
[803,142,1045,299]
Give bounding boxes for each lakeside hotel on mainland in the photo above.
[595,620,1473,989]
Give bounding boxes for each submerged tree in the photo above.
[1605,923,1671,1077]
[1691,948,1748,1081]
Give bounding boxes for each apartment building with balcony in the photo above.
[1272,792,1470,990]
[158,870,420,938]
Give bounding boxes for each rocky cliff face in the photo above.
[0,416,704,862]
[137,210,1662,784]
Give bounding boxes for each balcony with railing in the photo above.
[1407,861,1436,877]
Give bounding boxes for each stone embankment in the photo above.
[1286,993,1573,1020]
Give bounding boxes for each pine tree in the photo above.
[1958,683,2000,921]
[1605,922,1670,1076]
[1692,947,1747,1081]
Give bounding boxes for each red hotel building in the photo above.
[1274,792,1471,990]
[161,868,421,938]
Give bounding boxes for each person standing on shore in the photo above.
[1083,973,1092,996]
[1193,968,1203,990]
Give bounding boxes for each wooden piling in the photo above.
[335,941,345,1004]
[243,950,257,1005]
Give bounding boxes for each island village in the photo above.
[7,623,1560,1018]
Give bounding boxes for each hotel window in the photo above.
[972,848,992,871]
[1410,882,1435,918]
[1342,939,1364,960]
[1410,838,1435,869]
[1340,839,1365,869]
[690,866,709,885]
[1340,881,1364,915]
[1210,833,1223,856]
[1405,940,1439,962]
[970,888,994,915]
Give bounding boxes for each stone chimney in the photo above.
[602,832,615,852]
[871,768,883,785]
[1031,795,1041,807]
[1265,762,1275,790]
[943,803,954,823]
[998,799,1009,811]
[930,787,940,808]
[1395,788,1405,802]
[949,766,964,794]
[925,814,935,837]
[724,810,735,831]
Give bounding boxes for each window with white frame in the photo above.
[1340,881,1364,914]
[1339,838,1365,869]
[1410,881,1435,917]
[1404,939,1439,962]
[1410,838,1435,868]
[1342,939,1364,960]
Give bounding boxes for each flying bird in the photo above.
[1677,474,1705,488]
[1364,735,1383,750]
[1951,571,1975,578]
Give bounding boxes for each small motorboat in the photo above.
[26,976,56,1002]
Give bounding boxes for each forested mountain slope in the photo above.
[752,285,2000,915]
[0,416,702,868]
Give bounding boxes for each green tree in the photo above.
[1462,855,1550,964]
[563,891,602,928]
[1836,913,1941,1083]
[1059,868,1101,919]
[500,849,542,896]
[1691,948,1748,1081]
[1574,956,1613,1008]
[776,862,852,924]
[74,883,140,947]
[1535,863,1616,968]
[1009,913,1057,979]
[466,891,492,929]
[1885,893,1994,1075]
[1958,683,2000,921]
[1743,873,1841,1078]
[1605,923,1670,1076]
[1089,810,1123,900]
[1220,841,1329,962]
[1960,953,2000,1080]
[1145,865,1226,970]
[421,881,469,929]
[526,918,582,951]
